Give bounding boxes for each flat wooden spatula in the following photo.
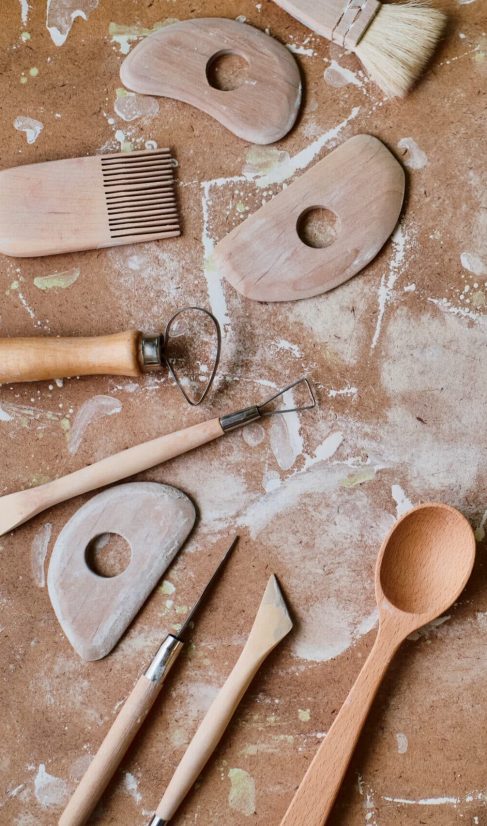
[214,134,404,302]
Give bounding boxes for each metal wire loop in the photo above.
[257,377,316,416]
[164,306,222,406]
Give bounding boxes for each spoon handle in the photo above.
[280,627,399,826]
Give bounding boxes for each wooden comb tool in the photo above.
[0,149,180,257]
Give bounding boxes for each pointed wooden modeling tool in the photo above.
[148,574,293,824]
[215,135,405,302]
[0,377,315,536]
[0,149,179,257]
[59,536,239,826]
[47,483,196,661]
[120,18,302,144]
[272,0,447,97]
[280,504,475,826]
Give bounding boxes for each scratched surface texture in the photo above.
[0,0,486,824]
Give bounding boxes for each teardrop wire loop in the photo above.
[257,377,316,416]
[163,306,222,406]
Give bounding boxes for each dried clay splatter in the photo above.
[396,732,409,753]
[123,771,142,804]
[324,60,363,88]
[397,137,428,170]
[47,0,99,46]
[31,523,52,588]
[109,19,178,54]
[228,768,256,816]
[34,764,69,807]
[34,267,80,291]
[243,107,360,188]
[19,0,29,26]
[68,395,121,455]
[13,116,43,144]
[460,251,487,277]
[114,90,159,122]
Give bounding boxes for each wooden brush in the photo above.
[272,0,447,97]
[0,149,179,257]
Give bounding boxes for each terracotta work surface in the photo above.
[0,2,486,825]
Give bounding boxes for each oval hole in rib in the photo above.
[297,207,338,249]
[85,533,131,578]
[206,51,250,91]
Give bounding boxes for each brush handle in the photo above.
[0,417,224,536]
[155,637,271,820]
[0,332,142,383]
[60,637,183,826]
[280,629,397,826]
[272,0,380,48]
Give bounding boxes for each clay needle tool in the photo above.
[0,377,316,536]
[59,535,239,826]
[280,504,476,826]
[148,574,293,825]
[272,0,446,98]
[0,306,221,407]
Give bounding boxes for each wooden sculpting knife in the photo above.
[59,536,238,826]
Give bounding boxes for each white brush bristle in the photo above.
[355,3,447,97]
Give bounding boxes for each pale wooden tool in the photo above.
[272,0,446,97]
[0,149,179,257]
[120,18,301,145]
[59,537,238,826]
[148,574,293,825]
[0,377,315,537]
[0,306,221,406]
[280,503,476,826]
[47,483,195,660]
[215,135,404,302]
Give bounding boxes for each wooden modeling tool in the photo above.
[120,18,301,144]
[0,306,221,406]
[148,574,293,825]
[215,135,404,302]
[272,0,446,97]
[0,377,315,536]
[59,536,238,826]
[47,483,196,661]
[0,149,179,257]
[280,504,476,826]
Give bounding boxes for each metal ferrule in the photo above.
[144,634,183,683]
[139,334,164,372]
[219,405,261,432]
[147,816,167,826]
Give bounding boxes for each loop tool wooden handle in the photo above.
[0,331,141,383]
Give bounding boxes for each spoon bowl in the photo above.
[377,503,476,625]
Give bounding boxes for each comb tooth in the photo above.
[104,174,174,187]
[101,149,172,161]
[110,226,180,239]
[107,195,176,208]
[105,189,175,199]
[109,210,179,225]
[109,215,179,229]
[104,182,175,195]
[102,164,175,177]
[101,152,173,163]
[107,203,176,216]
[102,156,174,168]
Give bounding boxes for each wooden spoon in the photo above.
[280,503,476,826]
